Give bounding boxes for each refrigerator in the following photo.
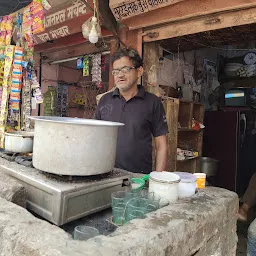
[203,110,256,195]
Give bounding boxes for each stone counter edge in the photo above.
[0,186,238,256]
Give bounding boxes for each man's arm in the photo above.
[155,134,168,172]
[151,97,169,172]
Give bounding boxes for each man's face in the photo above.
[112,56,143,92]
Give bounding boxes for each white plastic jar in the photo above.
[149,172,180,205]
[173,172,197,198]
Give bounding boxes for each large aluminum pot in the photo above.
[29,116,124,176]
[5,131,34,153]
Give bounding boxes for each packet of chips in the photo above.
[10,91,21,101]
[32,8,45,34]
[0,32,6,46]
[5,16,13,31]
[10,100,20,111]
[5,31,12,45]
[42,0,52,10]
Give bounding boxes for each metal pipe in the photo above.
[49,51,110,65]
[38,53,42,116]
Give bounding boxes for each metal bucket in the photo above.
[200,157,219,177]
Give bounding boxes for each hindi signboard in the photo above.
[110,0,185,20]
[33,0,93,45]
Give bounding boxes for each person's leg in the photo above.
[239,173,256,221]
[248,218,256,255]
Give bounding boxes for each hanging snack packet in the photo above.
[42,0,52,11]
[33,87,42,96]
[5,31,11,45]
[10,91,21,101]
[23,3,34,46]
[35,94,43,104]
[83,56,89,76]
[14,48,24,60]
[0,32,6,46]
[0,47,5,55]
[23,4,33,23]
[10,100,20,111]
[5,16,13,31]
[77,58,83,69]
[11,83,22,91]
[0,16,7,31]
[31,1,45,34]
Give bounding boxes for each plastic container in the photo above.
[149,172,180,204]
[173,172,197,198]
[74,226,99,241]
[194,173,206,189]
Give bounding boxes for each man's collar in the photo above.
[112,85,146,98]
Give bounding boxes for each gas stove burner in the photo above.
[41,169,127,183]
[15,156,33,168]
[0,149,33,167]
[0,149,19,161]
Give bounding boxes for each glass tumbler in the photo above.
[112,203,126,225]
[74,226,99,241]
[111,191,127,207]
[145,195,160,213]
[126,198,148,222]
[125,191,141,202]
[139,189,154,200]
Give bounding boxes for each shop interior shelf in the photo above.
[178,101,193,128]
[178,128,204,132]
[177,155,200,161]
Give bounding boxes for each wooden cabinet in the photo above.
[163,98,204,173]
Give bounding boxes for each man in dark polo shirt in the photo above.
[95,48,168,174]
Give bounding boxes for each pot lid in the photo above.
[29,116,124,127]
[173,172,197,182]
[5,131,34,137]
[150,171,180,182]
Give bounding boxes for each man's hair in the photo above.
[111,48,143,68]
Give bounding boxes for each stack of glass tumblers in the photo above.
[111,190,166,225]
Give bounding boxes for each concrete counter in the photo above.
[0,186,238,256]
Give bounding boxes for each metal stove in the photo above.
[0,153,130,226]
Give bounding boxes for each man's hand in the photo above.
[155,135,168,172]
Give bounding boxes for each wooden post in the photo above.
[164,98,179,172]
[153,98,179,172]
[118,27,143,53]
[108,39,119,90]
[144,42,179,172]
[143,42,160,93]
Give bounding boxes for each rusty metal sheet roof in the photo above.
[0,0,32,16]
